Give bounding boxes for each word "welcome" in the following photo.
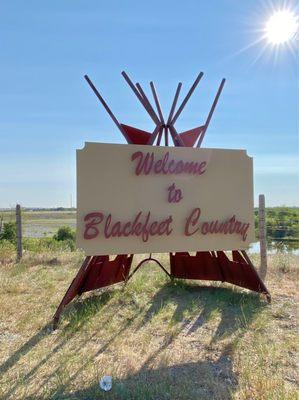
[131,151,207,176]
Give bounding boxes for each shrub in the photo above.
[52,226,76,251]
[23,237,75,252]
[0,239,15,263]
[53,226,75,242]
[0,222,17,243]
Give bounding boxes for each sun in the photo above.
[265,10,298,45]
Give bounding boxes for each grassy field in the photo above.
[1,210,76,238]
[0,248,298,399]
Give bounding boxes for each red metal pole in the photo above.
[122,71,160,126]
[53,256,92,329]
[164,127,169,146]
[167,83,182,125]
[170,72,204,125]
[150,82,166,146]
[156,127,163,146]
[196,78,225,148]
[168,125,185,147]
[150,81,165,125]
[136,82,161,124]
[84,75,131,143]
[148,125,163,145]
[166,83,183,146]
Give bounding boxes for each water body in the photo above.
[249,240,299,255]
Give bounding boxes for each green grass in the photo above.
[0,249,298,399]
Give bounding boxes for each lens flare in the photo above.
[265,10,298,44]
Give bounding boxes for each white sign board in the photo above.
[77,142,254,255]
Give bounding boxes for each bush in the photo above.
[23,237,75,252]
[52,226,76,251]
[0,239,15,263]
[0,222,17,243]
[53,226,75,242]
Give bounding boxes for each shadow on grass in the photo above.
[0,323,53,376]
[3,281,267,400]
[137,280,266,342]
[23,344,236,400]
[0,290,116,376]
[61,288,116,333]
[51,284,265,400]
[0,289,123,400]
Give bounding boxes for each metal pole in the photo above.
[150,82,165,146]
[84,75,131,143]
[148,125,163,146]
[16,204,22,262]
[196,78,226,148]
[150,82,165,124]
[170,72,204,125]
[167,83,182,125]
[164,126,169,146]
[259,194,267,281]
[135,83,160,124]
[156,127,163,146]
[168,125,185,147]
[166,83,182,146]
[122,71,160,125]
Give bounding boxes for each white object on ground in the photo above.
[99,375,112,391]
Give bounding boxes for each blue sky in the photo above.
[0,0,298,208]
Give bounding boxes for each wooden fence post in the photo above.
[16,204,23,262]
[259,194,267,280]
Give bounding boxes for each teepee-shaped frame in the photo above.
[53,71,270,329]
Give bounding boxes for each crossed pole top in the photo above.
[84,71,225,148]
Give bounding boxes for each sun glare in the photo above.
[265,10,298,45]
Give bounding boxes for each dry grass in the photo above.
[0,250,298,399]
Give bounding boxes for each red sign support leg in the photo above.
[169,251,270,302]
[53,255,133,329]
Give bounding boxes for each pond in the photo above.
[249,240,299,255]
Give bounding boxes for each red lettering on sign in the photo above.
[84,212,104,239]
[184,208,250,241]
[84,211,173,242]
[167,183,183,203]
[131,151,207,176]
[185,207,201,236]
[83,210,249,243]
[200,215,250,241]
